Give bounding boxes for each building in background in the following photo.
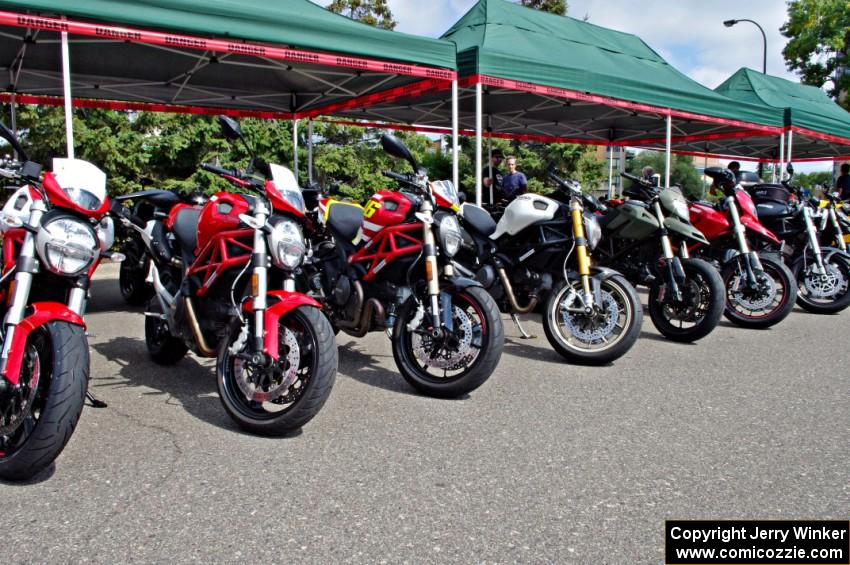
[594,145,627,197]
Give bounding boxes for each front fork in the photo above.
[420,201,444,329]
[653,201,684,301]
[0,201,45,378]
[251,203,270,352]
[828,207,847,252]
[726,196,763,284]
[802,206,826,273]
[570,201,594,308]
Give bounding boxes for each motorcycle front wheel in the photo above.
[217,306,337,435]
[722,254,796,328]
[392,285,504,398]
[0,322,88,481]
[793,252,850,314]
[543,275,642,365]
[648,258,724,342]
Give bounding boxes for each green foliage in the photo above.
[795,170,834,189]
[326,0,396,30]
[781,0,850,109]
[627,151,703,200]
[520,0,568,16]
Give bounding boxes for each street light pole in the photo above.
[723,18,767,74]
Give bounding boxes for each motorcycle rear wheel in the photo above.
[144,298,188,365]
[543,275,642,365]
[722,254,796,328]
[648,258,724,342]
[217,306,337,435]
[794,253,850,314]
[392,286,503,398]
[0,322,87,482]
[119,238,154,306]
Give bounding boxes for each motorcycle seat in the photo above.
[115,189,180,209]
[172,207,201,257]
[461,203,497,237]
[755,201,794,219]
[326,201,364,243]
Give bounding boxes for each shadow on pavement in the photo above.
[90,336,242,434]
[0,462,56,486]
[336,339,421,397]
[87,277,145,315]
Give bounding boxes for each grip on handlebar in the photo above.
[201,162,234,177]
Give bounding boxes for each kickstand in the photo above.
[511,313,536,339]
[85,390,108,408]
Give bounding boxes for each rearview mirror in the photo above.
[218,115,243,141]
[0,121,28,161]
[380,134,419,173]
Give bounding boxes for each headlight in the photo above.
[268,218,305,270]
[583,213,602,250]
[36,216,98,276]
[437,213,463,258]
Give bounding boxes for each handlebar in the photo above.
[382,170,420,190]
[109,199,146,229]
[201,162,238,178]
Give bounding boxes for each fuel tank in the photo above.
[360,190,417,242]
[688,202,730,241]
[490,193,559,239]
[196,192,252,251]
[603,200,659,240]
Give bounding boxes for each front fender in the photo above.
[664,217,709,245]
[2,302,86,385]
[741,216,781,245]
[821,247,850,264]
[589,266,622,282]
[441,275,482,293]
[247,291,323,362]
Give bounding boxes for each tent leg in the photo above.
[292,119,299,180]
[475,82,483,207]
[61,31,74,159]
[451,79,459,194]
[786,129,793,171]
[607,145,614,199]
[487,115,493,205]
[778,133,785,182]
[664,114,672,189]
[307,119,313,185]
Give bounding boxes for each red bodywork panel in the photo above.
[349,223,423,282]
[196,193,251,253]
[360,191,415,241]
[2,302,86,385]
[42,172,110,219]
[689,202,731,241]
[3,228,25,273]
[242,291,322,362]
[266,180,305,219]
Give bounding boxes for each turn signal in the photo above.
[251,273,259,296]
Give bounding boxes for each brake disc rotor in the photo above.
[560,288,619,343]
[234,328,300,403]
[805,263,844,299]
[0,345,40,437]
[732,270,777,310]
[412,305,474,370]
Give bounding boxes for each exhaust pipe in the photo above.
[497,267,539,314]
[184,297,216,357]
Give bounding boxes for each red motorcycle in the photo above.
[0,123,118,480]
[687,167,796,329]
[304,135,504,398]
[118,116,337,435]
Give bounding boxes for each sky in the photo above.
[318,0,836,172]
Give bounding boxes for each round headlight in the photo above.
[36,216,98,276]
[583,213,602,250]
[437,214,463,258]
[268,218,305,270]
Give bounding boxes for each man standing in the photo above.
[501,155,528,201]
[482,148,504,206]
[836,163,850,200]
[727,161,742,180]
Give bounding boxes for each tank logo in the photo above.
[363,200,382,219]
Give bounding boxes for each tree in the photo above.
[520,0,568,16]
[627,151,703,200]
[326,0,396,30]
[781,0,850,109]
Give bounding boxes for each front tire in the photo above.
[0,322,88,481]
[217,306,337,435]
[648,258,724,342]
[392,285,503,398]
[543,274,642,365]
[722,254,796,328]
[793,252,850,314]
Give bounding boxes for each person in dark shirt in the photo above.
[835,163,850,200]
[501,156,528,200]
[481,149,504,206]
[728,161,742,180]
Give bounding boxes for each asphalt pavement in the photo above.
[1,264,848,564]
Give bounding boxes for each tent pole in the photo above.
[475,81,483,207]
[664,114,672,189]
[487,115,493,205]
[307,119,314,185]
[451,79,459,192]
[61,31,74,159]
[292,119,299,179]
[607,145,614,199]
[703,146,708,199]
[786,129,793,171]
[778,132,785,182]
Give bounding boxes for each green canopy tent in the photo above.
[638,68,850,181]
[0,0,460,184]
[303,0,784,203]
